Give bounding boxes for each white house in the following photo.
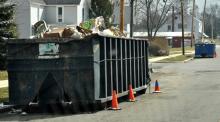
[158,0,203,42]
[112,0,133,32]
[8,0,91,39]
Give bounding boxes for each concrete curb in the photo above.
[149,54,182,63]
[183,57,194,63]
[154,57,194,63]
[150,53,195,63]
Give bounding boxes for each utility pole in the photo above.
[181,0,185,55]
[191,0,195,47]
[172,6,175,32]
[120,0,125,33]
[130,0,134,38]
[172,6,175,47]
[211,14,214,41]
[202,0,207,42]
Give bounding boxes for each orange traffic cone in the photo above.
[153,80,161,93]
[110,90,121,110]
[128,84,136,102]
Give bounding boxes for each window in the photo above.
[178,23,187,29]
[57,6,63,23]
[178,23,182,29]
[184,24,187,29]
[168,25,171,31]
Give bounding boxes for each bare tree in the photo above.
[203,4,220,38]
[209,4,218,39]
[135,0,176,39]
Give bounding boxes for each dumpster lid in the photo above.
[7,34,148,44]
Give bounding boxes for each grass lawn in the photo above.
[170,47,195,54]
[0,71,8,80]
[157,54,194,62]
[149,56,162,59]
[0,87,8,103]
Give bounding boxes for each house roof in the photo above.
[43,0,81,5]
[31,0,46,5]
[134,32,192,38]
[134,32,209,39]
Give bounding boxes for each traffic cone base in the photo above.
[110,107,121,110]
[153,91,162,93]
[110,90,121,110]
[129,99,136,102]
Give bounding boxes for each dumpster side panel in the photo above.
[7,35,150,106]
[206,44,216,57]
[96,36,150,102]
[8,59,65,105]
[7,43,43,105]
[7,39,95,105]
[61,40,94,104]
[195,44,216,58]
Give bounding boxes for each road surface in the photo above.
[0,46,219,122]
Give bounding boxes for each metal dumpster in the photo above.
[7,34,150,106]
[195,43,216,58]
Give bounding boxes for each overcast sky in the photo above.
[196,0,220,12]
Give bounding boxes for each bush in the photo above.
[0,38,6,70]
[149,44,160,56]
[149,44,169,56]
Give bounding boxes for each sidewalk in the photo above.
[0,80,8,88]
[149,52,195,63]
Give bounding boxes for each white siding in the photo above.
[39,7,44,20]
[64,6,77,24]
[45,6,78,25]
[77,3,83,25]
[81,0,91,21]
[45,6,57,24]
[30,4,45,36]
[77,0,91,25]
[158,14,192,32]
[9,0,31,39]
[31,6,38,25]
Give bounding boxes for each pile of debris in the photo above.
[33,17,127,39]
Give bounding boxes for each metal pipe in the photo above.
[141,41,143,86]
[120,39,123,92]
[115,38,119,93]
[104,37,108,98]
[129,40,132,87]
[137,40,140,87]
[133,40,136,88]
[110,38,113,92]
[144,41,146,85]
[125,39,128,90]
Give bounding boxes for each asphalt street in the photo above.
[0,46,220,122]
